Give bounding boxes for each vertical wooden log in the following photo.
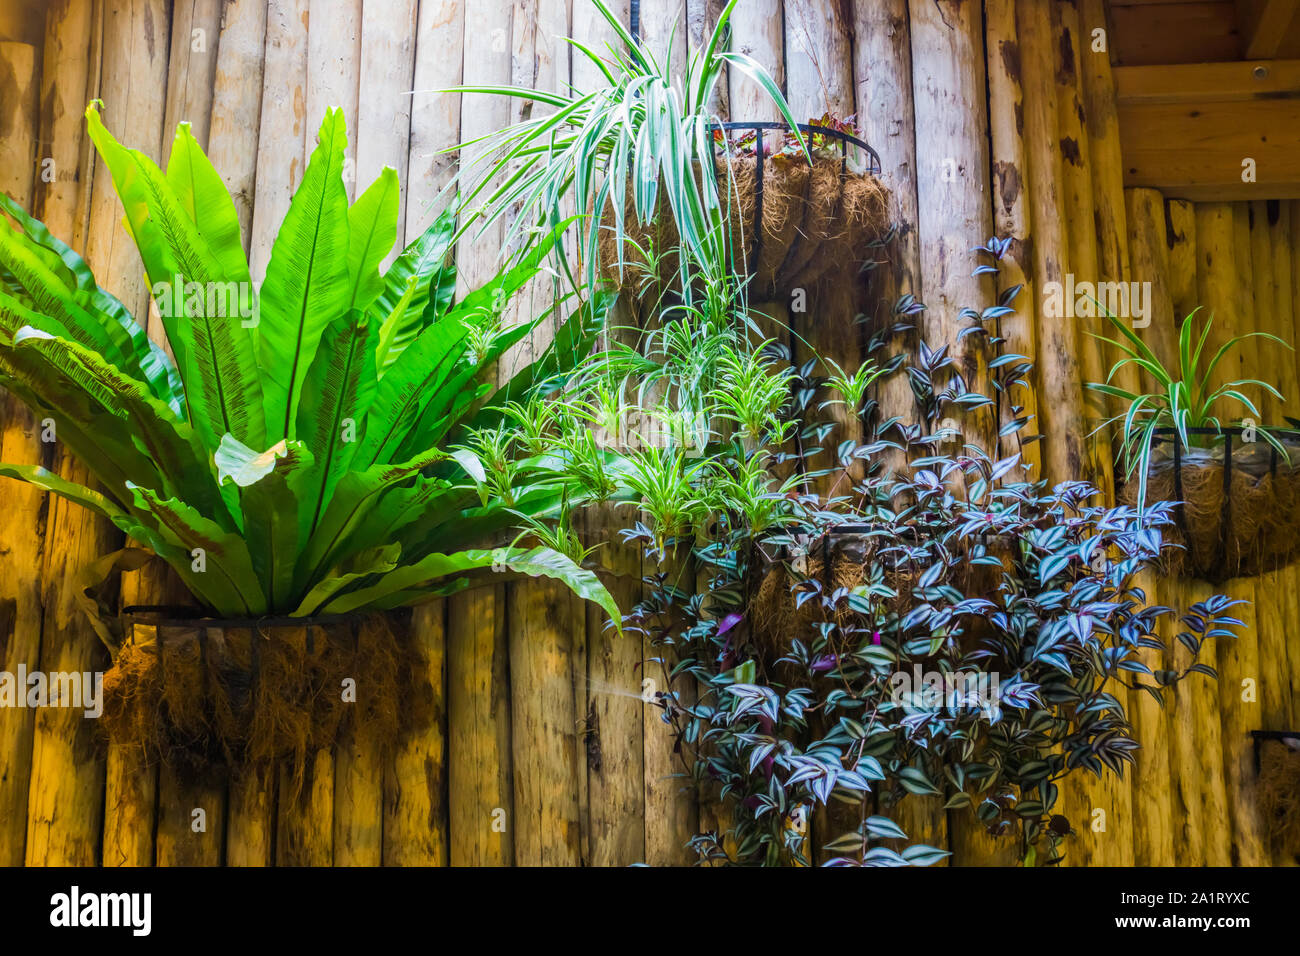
[909,0,995,443]
[509,581,584,865]
[585,511,646,866]
[356,0,417,266]
[31,0,168,868]
[1129,572,1174,866]
[405,0,463,240]
[1124,189,1178,370]
[249,0,309,282]
[1217,581,1267,866]
[1250,203,1280,421]
[1019,0,1084,489]
[276,752,335,865]
[0,40,38,204]
[224,630,274,866]
[909,0,1003,865]
[1269,202,1298,417]
[207,0,268,248]
[162,0,223,157]
[152,627,225,867]
[306,0,360,201]
[448,584,513,866]
[275,626,334,866]
[1054,0,1112,499]
[1227,204,1255,390]
[446,0,515,870]
[1053,0,1133,869]
[783,0,852,119]
[1166,198,1197,321]
[851,0,946,860]
[1079,0,1140,403]
[726,0,783,121]
[101,2,178,860]
[333,617,385,867]
[383,601,449,865]
[1194,204,1239,397]
[0,37,44,869]
[985,0,1041,475]
[686,0,729,119]
[642,550,697,866]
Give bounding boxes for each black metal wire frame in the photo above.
[1149,425,1299,573]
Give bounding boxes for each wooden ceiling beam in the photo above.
[1237,0,1300,59]
[1116,59,1300,199]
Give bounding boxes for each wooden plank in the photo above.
[1114,59,1300,104]
[356,0,417,267]
[248,0,309,282]
[1238,0,1300,59]
[306,0,360,201]
[1119,97,1300,200]
[383,601,449,865]
[207,0,268,248]
[0,37,43,869]
[1108,1,1243,66]
[447,584,513,865]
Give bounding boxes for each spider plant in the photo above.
[0,104,620,633]
[443,0,806,292]
[1087,306,1290,509]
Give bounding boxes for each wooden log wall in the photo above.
[1,0,1297,867]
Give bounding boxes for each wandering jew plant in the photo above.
[0,104,619,631]
[617,245,1243,866]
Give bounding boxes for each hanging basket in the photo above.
[1117,427,1300,582]
[598,122,889,305]
[99,607,432,784]
[1252,731,1300,861]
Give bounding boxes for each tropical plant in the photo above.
[444,0,806,290]
[612,247,1243,866]
[0,104,621,635]
[1087,307,1290,509]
